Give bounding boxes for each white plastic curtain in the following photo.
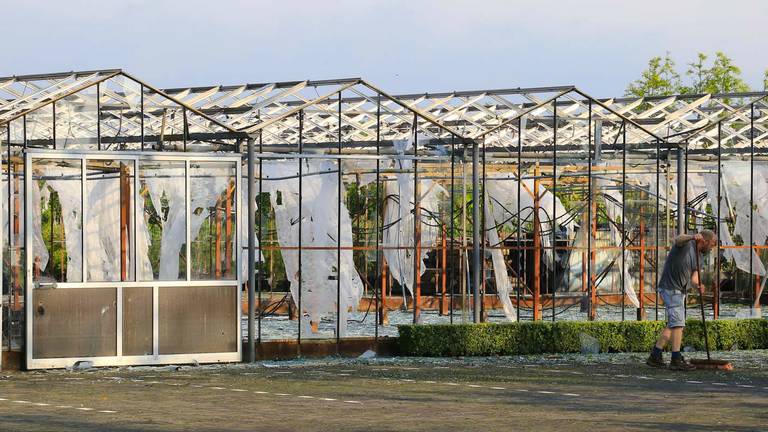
[599,178,640,308]
[261,159,364,336]
[484,174,571,268]
[44,165,83,282]
[483,191,516,320]
[381,139,447,296]
[240,180,260,282]
[702,169,766,276]
[144,168,186,280]
[484,173,571,319]
[85,171,122,281]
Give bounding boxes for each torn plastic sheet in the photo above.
[261,159,364,337]
[44,165,83,282]
[483,191,516,320]
[564,214,643,298]
[85,173,123,281]
[144,168,186,280]
[599,178,640,308]
[722,163,768,249]
[381,139,447,296]
[141,165,232,280]
[484,174,571,268]
[703,172,766,276]
[31,180,50,275]
[240,180,260,282]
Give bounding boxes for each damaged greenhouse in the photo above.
[1,69,767,369]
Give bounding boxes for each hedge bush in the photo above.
[397,319,768,357]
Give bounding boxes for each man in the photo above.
[647,230,717,371]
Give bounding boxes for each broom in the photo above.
[689,239,734,371]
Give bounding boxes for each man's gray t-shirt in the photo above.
[658,239,698,292]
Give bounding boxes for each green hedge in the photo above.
[397,319,768,357]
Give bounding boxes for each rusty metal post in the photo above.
[638,217,645,320]
[225,183,233,276]
[380,261,389,325]
[590,197,597,321]
[532,163,542,321]
[440,226,448,315]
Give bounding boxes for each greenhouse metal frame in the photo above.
[1,69,767,369]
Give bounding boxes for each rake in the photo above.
[690,240,733,371]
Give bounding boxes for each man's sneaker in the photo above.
[646,354,666,368]
[669,356,697,371]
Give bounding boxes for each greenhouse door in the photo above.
[25,150,242,369]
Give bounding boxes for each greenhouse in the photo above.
[1,69,767,369]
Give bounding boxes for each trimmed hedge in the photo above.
[397,319,768,357]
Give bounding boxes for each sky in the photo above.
[2,0,767,98]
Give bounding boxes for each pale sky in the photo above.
[3,0,767,98]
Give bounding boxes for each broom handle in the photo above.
[693,239,711,361]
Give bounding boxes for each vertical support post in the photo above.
[552,102,558,322]
[471,138,481,323]
[638,215,645,320]
[375,93,381,340]
[655,139,661,320]
[480,135,487,322]
[750,103,758,311]
[247,137,256,362]
[413,113,422,324]
[590,192,597,321]
[119,163,130,281]
[533,163,542,321]
[257,130,264,344]
[296,110,304,346]
[450,134,456,324]
[587,103,595,321]
[676,147,685,237]
[715,122,722,320]
[380,262,389,325]
[516,117,522,322]
[225,185,233,276]
[96,82,101,151]
[621,122,627,321]
[440,226,448,315]
[215,198,222,278]
[336,94,342,346]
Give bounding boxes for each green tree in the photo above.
[701,52,750,94]
[625,53,681,97]
[763,69,768,91]
[681,52,709,94]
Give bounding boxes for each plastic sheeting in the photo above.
[722,163,768,251]
[240,181,260,282]
[44,165,83,282]
[31,181,50,276]
[144,168,186,280]
[483,191,516,320]
[484,174,571,267]
[85,173,123,281]
[261,159,364,336]
[381,139,447,296]
[600,179,640,308]
[702,171,766,276]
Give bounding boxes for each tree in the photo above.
[702,52,750,94]
[625,53,681,97]
[763,69,768,91]
[680,52,750,95]
[681,52,709,94]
